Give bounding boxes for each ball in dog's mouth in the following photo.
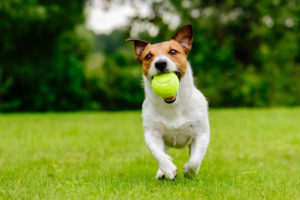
[164,72,180,104]
[164,95,176,104]
[151,71,180,104]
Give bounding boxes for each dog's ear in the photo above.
[126,38,149,62]
[171,24,193,54]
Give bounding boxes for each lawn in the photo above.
[0,108,299,199]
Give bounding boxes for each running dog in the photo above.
[127,24,210,180]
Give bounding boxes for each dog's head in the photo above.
[126,25,193,103]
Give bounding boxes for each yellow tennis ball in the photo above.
[152,72,179,98]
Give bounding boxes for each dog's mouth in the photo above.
[151,71,181,81]
[174,71,181,80]
[151,71,180,104]
[164,95,177,104]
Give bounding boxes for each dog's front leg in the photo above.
[183,132,209,178]
[144,131,177,180]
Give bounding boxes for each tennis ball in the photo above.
[152,72,179,98]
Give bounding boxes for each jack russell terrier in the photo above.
[127,25,210,180]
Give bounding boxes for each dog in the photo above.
[127,25,210,180]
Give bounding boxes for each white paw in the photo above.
[159,157,177,180]
[156,169,165,179]
[183,161,200,179]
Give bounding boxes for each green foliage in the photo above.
[97,0,299,108]
[97,57,143,110]
[0,0,299,110]
[0,0,92,111]
[0,109,299,198]
[85,47,144,110]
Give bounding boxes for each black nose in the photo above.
[155,60,167,71]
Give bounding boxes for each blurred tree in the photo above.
[0,0,299,111]
[98,0,300,107]
[0,0,92,111]
[85,29,144,110]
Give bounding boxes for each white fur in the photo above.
[142,61,210,180]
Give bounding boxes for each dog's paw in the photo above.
[156,169,165,180]
[183,161,200,179]
[156,168,177,180]
[159,159,177,180]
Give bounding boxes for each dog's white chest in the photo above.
[142,65,209,149]
[162,121,199,148]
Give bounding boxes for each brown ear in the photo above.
[126,38,149,62]
[171,24,193,54]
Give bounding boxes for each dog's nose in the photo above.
[155,60,167,71]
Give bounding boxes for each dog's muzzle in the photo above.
[164,95,177,104]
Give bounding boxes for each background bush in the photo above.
[0,0,299,111]
[0,0,92,111]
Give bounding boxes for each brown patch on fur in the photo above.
[140,40,188,77]
[171,25,193,54]
[127,25,193,77]
[125,38,149,62]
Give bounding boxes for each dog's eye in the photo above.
[145,53,153,60]
[169,49,178,55]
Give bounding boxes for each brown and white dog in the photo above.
[127,25,210,180]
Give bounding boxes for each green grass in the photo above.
[0,108,299,199]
